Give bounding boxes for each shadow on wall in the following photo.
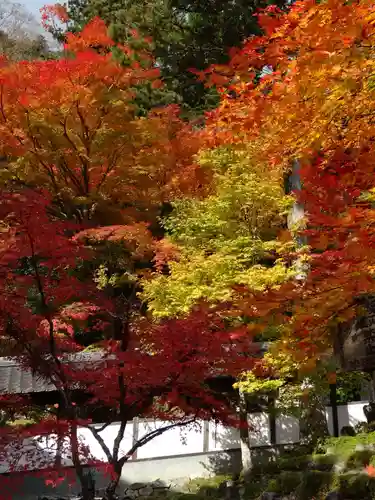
[0,436,69,499]
[202,448,241,478]
[275,414,300,445]
[326,402,368,436]
[201,424,241,478]
[200,417,302,479]
[0,466,131,500]
[0,468,217,500]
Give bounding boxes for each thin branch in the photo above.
[60,111,88,195]
[93,421,112,434]
[117,417,197,469]
[75,102,91,193]
[112,304,131,463]
[95,143,129,193]
[25,229,71,409]
[86,425,113,463]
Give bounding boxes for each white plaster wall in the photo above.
[78,422,134,462]
[0,402,371,474]
[346,401,368,428]
[0,422,135,473]
[325,407,333,436]
[276,415,300,444]
[248,413,270,447]
[326,402,368,435]
[208,421,240,451]
[136,420,203,459]
[0,436,57,473]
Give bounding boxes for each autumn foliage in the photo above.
[176,0,375,378]
[140,0,375,393]
[0,16,203,224]
[0,15,249,500]
[0,187,252,497]
[3,0,375,496]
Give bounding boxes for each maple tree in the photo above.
[45,0,290,114]
[185,0,375,400]
[0,14,202,216]
[142,143,296,318]
[6,0,375,493]
[140,0,375,448]
[0,189,253,500]
[140,140,299,472]
[0,10,202,352]
[0,15,254,500]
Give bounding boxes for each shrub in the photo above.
[252,451,312,476]
[243,478,269,499]
[355,422,369,434]
[277,454,311,472]
[316,432,375,461]
[275,471,302,495]
[266,478,279,493]
[251,458,280,476]
[184,475,231,496]
[311,453,337,471]
[295,471,333,500]
[340,425,356,436]
[338,472,375,500]
[346,449,374,469]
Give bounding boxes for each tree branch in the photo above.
[86,424,113,463]
[117,417,197,469]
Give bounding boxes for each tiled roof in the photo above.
[0,352,106,395]
[0,358,55,394]
[0,343,269,395]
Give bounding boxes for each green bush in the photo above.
[277,454,311,472]
[338,472,375,500]
[317,432,375,460]
[340,425,356,436]
[171,435,375,500]
[251,458,280,476]
[314,432,375,475]
[274,471,302,495]
[296,471,333,500]
[266,478,279,493]
[311,453,337,471]
[152,489,221,500]
[252,452,312,476]
[149,493,202,500]
[243,478,269,499]
[355,422,369,434]
[346,449,374,469]
[184,475,230,497]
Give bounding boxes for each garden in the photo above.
[2,0,375,499]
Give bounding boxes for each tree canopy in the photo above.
[2,0,375,496]
[0,18,253,499]
[0,0,51,60]
[142,144,295,318]
[48,0,289,113]
[143,0,375,435]
[192,0,375,378]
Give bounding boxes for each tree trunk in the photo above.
[239,390,252,478]
[80,471,96,500]
[104,466,121,500]
[329,384,339,437]
[299,381,329,447]
[70,422,95,500]
[54,414,63,469]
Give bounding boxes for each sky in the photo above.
[21,0,59,46]
[24,0,45,19]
